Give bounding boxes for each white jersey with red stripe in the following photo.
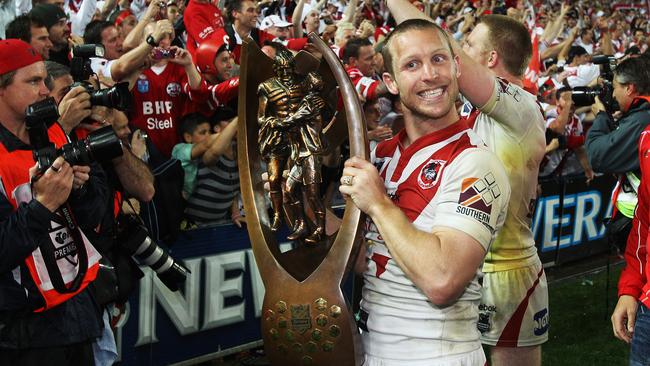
[346,66,380,101]
[361,121,510,362]
[461,78,546,272]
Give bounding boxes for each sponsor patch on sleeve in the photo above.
[455,173,501,230]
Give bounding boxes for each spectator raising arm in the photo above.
[203,117,238,165]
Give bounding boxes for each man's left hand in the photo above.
[170,47,193,67]
[72,165,91,190]
[339,156,389,216]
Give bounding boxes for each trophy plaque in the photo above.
[238,33,369,366]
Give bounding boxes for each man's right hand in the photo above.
[611,294,638,343]
[144,0,164,21]
[58,86,92,133]
[30,157,74,212]
[151,20,174,44]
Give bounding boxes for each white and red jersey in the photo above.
[346,66,380,101]
[361,121,510,361]
[184,0,225,56]
[460,78,546,272]
[540,108,585,177]
[129,63,205,158]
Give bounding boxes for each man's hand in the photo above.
[338,156,389,216]
[144,0,164,21]
[367,126,392,142]
[169,46,193,67]
[58,86,92,133]
[612,295,638,343]
[591,96,606,115]
[151,20,174,44]
[72,165,91,190]
[30,157,74,212]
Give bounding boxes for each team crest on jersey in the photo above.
[137,75,149,93]
[418,159,445,189]
[166,82,181,97]
[456,173,501,229]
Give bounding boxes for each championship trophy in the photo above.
[238,33,368,366]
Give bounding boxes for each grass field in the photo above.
[542,262,630,366]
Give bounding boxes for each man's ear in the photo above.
[487,50,498,69]
[626,83,637,97]
[348,56,358,68]
[453,54,461,78]
[183,132,193,143]
[382,72,399,95]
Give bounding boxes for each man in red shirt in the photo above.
[342,37,388,102]
[184,0,226,56]
[129,27,205,158]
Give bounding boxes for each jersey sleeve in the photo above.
[479,77,544,140]
[430,148,511,250]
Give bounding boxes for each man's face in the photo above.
[235,1,258,30]
[167,5,180,23]
[48,18,70,46]
[30,26,53,59]
[50,74,73,104]
[582,31,593,44]
[463,23,491,67]
[0,62,50,119]
[267,26,291,40]
[383,28,460,123]
[118,15,138,39]
[354,45,376,77]
[305,10,319,30]
[214,50,234,81]
[613,78,634,113]
[101,26,124,60]
[336,28,354,48]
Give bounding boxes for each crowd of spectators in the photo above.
[0,0,647,230]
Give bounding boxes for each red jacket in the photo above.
[619,96,650,306]
[184,0,225,56]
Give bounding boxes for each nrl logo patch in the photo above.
[418,159,445,189]
[290,304,311,334]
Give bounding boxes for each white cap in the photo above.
[260,15,292,30]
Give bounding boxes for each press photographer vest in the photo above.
[0,123,100,312]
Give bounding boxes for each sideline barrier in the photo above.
[117,174,616,365]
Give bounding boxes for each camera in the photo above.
[70,44,132,112]
[571,82,619,111]
[25,98,124,172]
[117,214,189,292]
[152,48,176,60]
[592,54,617,81]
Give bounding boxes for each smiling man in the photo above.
[339,19,510,365]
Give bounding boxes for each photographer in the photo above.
[0,40,108,365]
[599,55,650,364]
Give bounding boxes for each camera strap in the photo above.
[37,203,89,294]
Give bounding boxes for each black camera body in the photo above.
[70,44,132,112]
[25,98,124,172]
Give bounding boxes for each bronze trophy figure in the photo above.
[238,33,369,366]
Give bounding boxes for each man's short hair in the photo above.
[555,86,571,100]
[614,56,650,95]
[0,71,17,89]
[84,20,113,45]
[179,113,210,137]
[6,14,47,43]
[568,46,588,64]
[342,37,372,65]
[381,18,454,76]
[334,22,355,45]
[44,61,70,90]
[477,14,532,78]
[225,0,244,23]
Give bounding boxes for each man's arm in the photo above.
[123,0,162,51]
[203,117,238,165]
[340,155,509,305]
[111,20,173,81]
[585,110,643,174]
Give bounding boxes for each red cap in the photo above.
[115,10,134,27]
[0,39,43,75]
[195,30,230,75]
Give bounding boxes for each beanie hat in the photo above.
[30,4,67,30]
[0,39,43,75]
